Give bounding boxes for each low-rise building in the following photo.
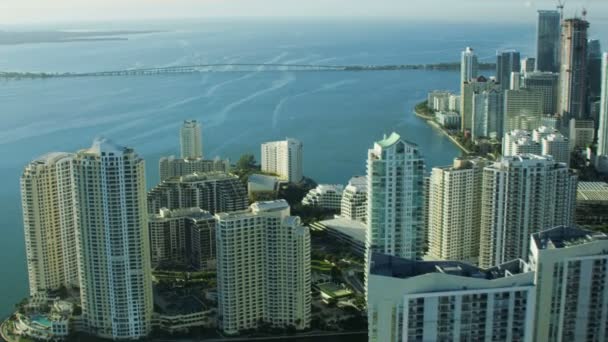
[311,217,366,256]
[152,292,215,333]
[12,296,74,341]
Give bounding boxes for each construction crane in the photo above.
[557,0,566,20]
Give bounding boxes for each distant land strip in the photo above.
[0,62,496,79]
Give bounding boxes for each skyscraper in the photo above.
[261,138,303,183]
[21,152,79,295]
[427,157,487,263]
[478,155,577,268]
[504,88,545,133]
[147,172,248,215]
[536,10,561,72]
[522,71,559,115]
[598,53,608,156]
[148,207,216,270]
[180,120,203,159]
[529,226,608,342]
[496,50,521,91]
[472,88,503,139]
[587,39,602,101]
[367,254,535,342]
[365,132,425,262]
[568,118,595,150]
[461,47,478,86]
[541,133,570,166]
[522,57,536,73]
[461,76,501,133]
[159,156,230,181]
[340,176,367,223]
[502,129,542,156]
[216,200,311,335]
[73,138,153,339]
[558,18,589,122]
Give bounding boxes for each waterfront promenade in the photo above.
[412,102,472,154]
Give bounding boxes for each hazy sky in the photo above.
[1,0,607,25]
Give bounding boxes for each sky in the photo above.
[0,0,607,25]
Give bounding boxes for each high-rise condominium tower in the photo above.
[522,71,559,115]
[74,138,153,339]
[461,76,501,133]
[587,39,602,101]
[522,57,536,73]
[180,120,203,159]
[427,158,487,263]
[148,207,216,270]
[558,18,589,122]
[147,171,248,215]
[365,132,425,262]
[530,226,608,342]
[461,46,478,86]
[503,88,545,133]
[472,88,503,139]
[598,53,608,156]
[367,254,535,342]
[340,176,367,223]
[216,200,311,335]
[536,10,561,72]
[497,50,521,91]
[261,138,303,183]
[479,155,577,268]
[159,156,229,181]
[21,153,79,295]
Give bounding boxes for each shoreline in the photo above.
[412,105,472,155]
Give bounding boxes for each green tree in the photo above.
[236,154,257,171]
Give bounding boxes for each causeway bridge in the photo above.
[0,62,495,79]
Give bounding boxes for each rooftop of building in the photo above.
[153,290,206,316]
[261,137,302,146]
[31,152,74,165]
[346,176,367,189]
[490,154,568,169]
[151,207,214,221]
[532,226,607,250]
[84,137,130,155]
[435,157,488,172]
[318,217,366,243]
[215,200,292,220]
[160,155,226,162]
[544,133,568,142]
[251,199,290,213]
[376,132,401,148]
[534,126,557,134]
[577,182,608,202]
[310,184,345,194]
[165,171,237,183]
[506,129,531,137]
[370,253,528,280]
